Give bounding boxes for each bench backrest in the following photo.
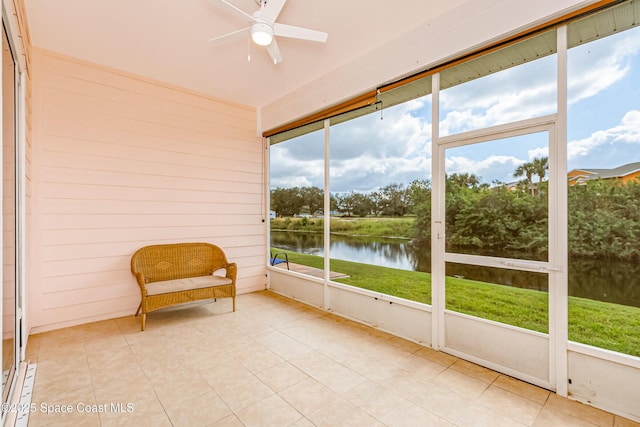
[131,242,230,283]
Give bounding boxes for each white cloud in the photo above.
[568,110,640,160]
[445,155,524,183]
[528,146,549,160]
[568,31,640,105]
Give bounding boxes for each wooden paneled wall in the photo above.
[31,49,265,331]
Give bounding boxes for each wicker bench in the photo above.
[130,242,237,330]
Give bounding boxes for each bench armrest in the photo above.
[133,272,148,293]
[215,262,237,283]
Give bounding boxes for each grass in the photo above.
[271,216,415,238]
[271,248,640,356]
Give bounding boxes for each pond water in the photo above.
[271,230,640,309]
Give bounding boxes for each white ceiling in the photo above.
[24,0,467,108]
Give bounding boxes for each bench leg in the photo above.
[135,302,142,317]
[233,297,236,312]
[141,313,146,331]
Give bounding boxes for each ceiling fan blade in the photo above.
[208,26,250,43]
[218,0,254,22]
[273,23,328,43]
[266,38,283,64]
[259,0,286,24]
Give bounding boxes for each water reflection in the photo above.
[271,230,640,308]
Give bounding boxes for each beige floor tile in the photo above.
[91,372,154,405]
[32,382,96,409]
[199,359,256,390]
[152,373,214,407]
[311,361,368,394]
[99,412,173,427]
[318,342,363,363]
[84,334,131,354]
[28,408,102,427]
[493,374,550,405]
[254,330,313,360]
[91,371,153,400]
[208,414,246,426]
[278,377,339,417]
[215,375,275,412]
[235,394,303,427]
[93,386,166,419]
[342,355,408,383]
[478,385,543,425]
[409,383,473,423]
[289,417,316,427]
[534,408,600,427]
[379,399,453,427]
[347,380,412,419]
[232,342,285,373]
[307,397,385,427]
[457,402,529,427]
[414,347,459,367]
[615,416,640,427]
[255,361,309,392]
[433,367,491,400]
[86,345,139,373]
[386,336,426,353]
[33,358,92,388]
[535,394,615,427]
[288,349,339,376]
[450,359,500,383]
[395,354,450,381]
[163,390,232,427]
[183,346,236,370]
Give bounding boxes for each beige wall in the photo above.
[30,49,266,332]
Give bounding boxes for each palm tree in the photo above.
[533,157,549,184]
[514,162,536,196]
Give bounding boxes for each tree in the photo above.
[335,193,354,217]
[270,187,304,217]
[351,192,373,217]
[407,179,431,212]
[533,157,549,184]
[300,186,324,216]
[446,173,482,191]
[369,191,384,216]
[380,183,409,216]
[514,162,536,196]
[408,179,432,246]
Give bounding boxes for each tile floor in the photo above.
[24,291,639,427]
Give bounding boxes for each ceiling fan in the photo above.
[209,0,328,64]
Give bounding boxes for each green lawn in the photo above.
[271,216,415,238]
[271,248,640,356]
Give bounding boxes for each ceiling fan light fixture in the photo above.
[251,22,273,46]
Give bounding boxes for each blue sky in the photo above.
[270,26,640,192]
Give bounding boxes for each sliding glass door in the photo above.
[1,20,19,410]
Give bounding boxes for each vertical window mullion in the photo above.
[553,23,569,397]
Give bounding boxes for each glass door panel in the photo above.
[1,23,17,406]
[269,128,326,279]
[444,131,550,332]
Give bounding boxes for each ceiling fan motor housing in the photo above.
[251,21,274,46]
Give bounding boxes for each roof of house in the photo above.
[569,162,640,180]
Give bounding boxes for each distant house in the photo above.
[567,162,640,186]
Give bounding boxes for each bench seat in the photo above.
[146,275,232,296]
